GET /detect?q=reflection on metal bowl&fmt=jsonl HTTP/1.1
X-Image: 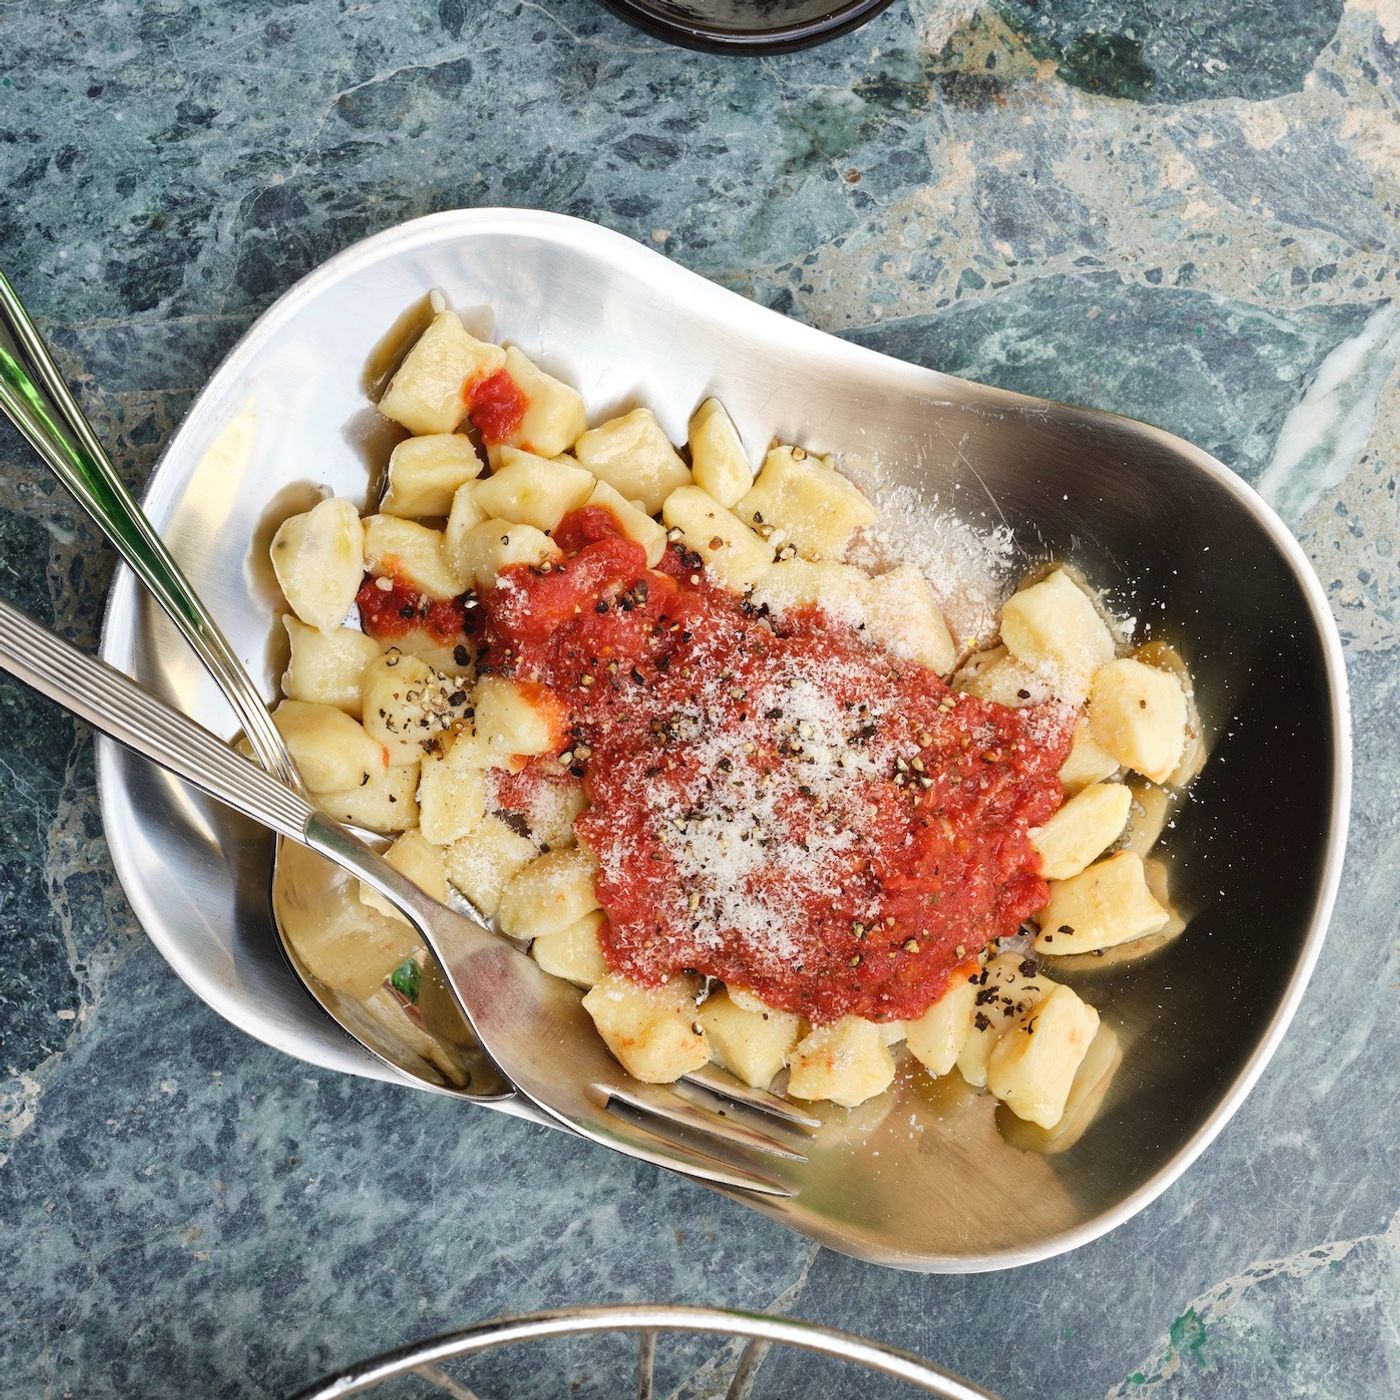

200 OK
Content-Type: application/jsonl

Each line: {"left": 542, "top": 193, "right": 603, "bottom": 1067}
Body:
{"left": 96, "top": 209, "right": 1349, "bottom": 1271}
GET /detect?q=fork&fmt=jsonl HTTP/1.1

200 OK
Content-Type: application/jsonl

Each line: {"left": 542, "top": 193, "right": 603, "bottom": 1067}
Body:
{"left": 0, "top": 551, "right": 814, "bottom": 1198}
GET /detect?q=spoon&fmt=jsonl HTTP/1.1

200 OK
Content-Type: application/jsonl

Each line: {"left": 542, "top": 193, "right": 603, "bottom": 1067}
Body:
{"left": 0, "top": 269, "right": 504, "bottom": 1099}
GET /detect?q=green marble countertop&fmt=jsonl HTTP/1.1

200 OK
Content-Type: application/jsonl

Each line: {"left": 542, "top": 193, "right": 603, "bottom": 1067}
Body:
{"left": 1, "top": 2, "right": 1396, "bottom": 1395}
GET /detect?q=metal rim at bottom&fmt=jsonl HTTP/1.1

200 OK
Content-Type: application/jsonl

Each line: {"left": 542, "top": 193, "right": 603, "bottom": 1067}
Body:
{"left": 289, "top": 1304, "right": 1000, "bottom": 1399}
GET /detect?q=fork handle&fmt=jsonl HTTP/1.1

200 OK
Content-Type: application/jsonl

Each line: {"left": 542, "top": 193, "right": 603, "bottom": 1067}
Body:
{"left": 0, "top": 271, "right": 297, "bottom": 787}
{"left": 0, "top": 595, "right": 481, "bottom": 954}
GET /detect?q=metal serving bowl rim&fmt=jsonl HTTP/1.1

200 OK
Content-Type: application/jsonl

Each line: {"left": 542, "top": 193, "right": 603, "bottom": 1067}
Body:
{"left": 94, "top": 207, "right": 1353, "bottom": 1271}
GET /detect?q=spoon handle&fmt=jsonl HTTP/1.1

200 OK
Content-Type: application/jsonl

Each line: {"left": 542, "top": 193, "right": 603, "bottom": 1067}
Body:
{"left": 0, "top": 271, "right": 297, "bottom": 788}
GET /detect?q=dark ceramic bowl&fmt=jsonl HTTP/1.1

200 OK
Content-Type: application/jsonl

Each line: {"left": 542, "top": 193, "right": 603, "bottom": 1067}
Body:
{"left": 595, "top": 0, "right": 895, "bottom": 54}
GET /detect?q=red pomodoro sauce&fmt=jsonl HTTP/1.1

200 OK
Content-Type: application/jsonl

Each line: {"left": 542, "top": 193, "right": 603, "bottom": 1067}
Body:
{"left": 465, "top": 367, "right": 529, "bottom": 444}
{"left": 356, "top": 573, "right": 473, "bottom": 647}
{"left": 479, "top": 507, "right": 1072, "bottom": 1025}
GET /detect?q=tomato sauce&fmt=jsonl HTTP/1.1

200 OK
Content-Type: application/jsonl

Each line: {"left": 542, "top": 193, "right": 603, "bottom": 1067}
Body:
{"left": 465, "top": 367, "right": 529, "bottom": 443}
{"left": 481, "top": 508, "right": 1074, "bottom": 1024}
{"left": 356, "top": 573, "right": 473, "bottom": 648}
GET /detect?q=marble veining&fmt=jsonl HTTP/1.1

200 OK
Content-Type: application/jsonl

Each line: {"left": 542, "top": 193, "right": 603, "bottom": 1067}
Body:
{"left": 0, "top": 0, "right": 1396, "bottom": 1395}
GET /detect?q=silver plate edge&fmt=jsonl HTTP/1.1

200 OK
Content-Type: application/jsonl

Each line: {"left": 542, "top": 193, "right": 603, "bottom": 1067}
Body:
{"left": 92, "top": 206, "right": 1353, "bottom": 1272}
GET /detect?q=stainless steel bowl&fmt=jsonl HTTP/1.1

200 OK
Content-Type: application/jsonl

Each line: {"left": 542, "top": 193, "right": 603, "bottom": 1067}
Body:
{"left": 96, "top": 208, "right": 1350, "bottom": 1271}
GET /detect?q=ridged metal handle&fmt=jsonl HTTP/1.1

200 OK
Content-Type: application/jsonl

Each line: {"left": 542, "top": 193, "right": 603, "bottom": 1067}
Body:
{"left": 0, "top": 596, "right": 313, "bottom": 839}
{"left": 0, "top": 596, "right": 497, "bottom": 966}
{"left": 0, "top": 270, "right": 296, "bottom": 787}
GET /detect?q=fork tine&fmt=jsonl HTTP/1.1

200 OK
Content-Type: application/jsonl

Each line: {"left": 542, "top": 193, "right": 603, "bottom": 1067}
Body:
{"left": 603, "top": 1083, "right": 809, "bottom": 1162}
{"left": 681, "top": 1063, "right": 822, "bottom": 1130}
{"left": 587, "top": 1096, "right": 795, "bottom": 1197}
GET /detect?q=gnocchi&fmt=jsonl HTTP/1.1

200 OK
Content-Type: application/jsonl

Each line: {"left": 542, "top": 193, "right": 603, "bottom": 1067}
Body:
{"left": 363, "top": 515, "right": 464, "bottom": 600}
{"left": 489, "top": 346, "right": 588, "bottom": 458}
{"left": 697, "top": 988, "right": 801, "bottom": 1090}
{"left": 496, "top": 846, "right": 601, "bottom": 942}
{"left": 736, "top": 446, "right": 877, "bottom": 560}
{"left": 273, "top": 700, "right": 387, "bottom": 794}
{"left": 381, "top": 433, "right": 484, "bottom": 518}
{"left": 574, "top": 407, "right": 692, "bottom": 514}
{"left": 379, "top": 309, "right": 505, "bottom": 435}
{"left": 1034, "top": 850, "right": 1170, "bottom": 955}
{"left": 687, "top": 397, "right": 753, "bottom": 507}
{"left": 281, "top": 616, "right": 380, "bottom": 716}
{"left": 581, "top": 975, "right": 710, "bottom": 1084}
{"left": 266, "top": 302, "right": 1210, "bottom": 1132}
{"left": 661, "top": 484, "right": 772, "bottom": 592}
{"left": 472, "top": 448, "right": 594, "bottom": 532}
{"left": 271, "top": 497, "right": 365, "bottom": 633}
{"left": 787, "top": 1017, "right": 895, "bottom": 1108}
{"left": 1088, "top": 657, "right": 1188, "bottom": 784}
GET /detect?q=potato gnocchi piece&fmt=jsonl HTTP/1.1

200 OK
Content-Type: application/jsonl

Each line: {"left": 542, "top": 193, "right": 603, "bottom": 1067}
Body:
{"left": 584, "top": 479, "right": 668, "bottom": 566}
{"left": 530, "top": 909, "right": 608, "bottom": 988}
{"left": 480, "top": 346, "right": 588, "bottom": 458}
{"left": 360, "top": 652, "right": 472, "bottom": 764}
{"left": 581, "top": 974, "right": 710, "bottom": 1084}
{"left": 377, "top": 625, "right": 472, "bottom": 677}
{"left": 363, "top": 514, "right": 465, "bottom": 600}
{"left": 358, "top": 830, "right": 448, "bottom": 922}
{"left": 662, "top": 485, "right": 772, "bottom": 592}
{"left": 315, "top": 762, "right": 420, "bottom": 833}
{"left": 865, "top": 564, "right": 958, "bottom": 676}
{"left": 1058, "top": 717, "right": 1120, "bottom": 793}
{"left": 736, "top": 446, "right": 876, "bottom": 561}
{"left": 574, "top": 407, "right": 692, "bottom": 515}
{"left": 522, "top": 779, "right": 588, "bottom": 850}
{"left": 496, "top": 845, "right": 600, "bottom": 941}
{"left": 955, "top": 954, "right": 1053, "bottom": 1089}
{"left": 1031, "top": 781, "right": 1132, "bottom": 880}
{"left": 473, "top": 675, "right": 566, "bottom": 759}
{"left": 418, "top": 740, "right": 489, "bottom": 846}
{"left": 379, "top": 309, "right": 505, "bottom": 435}
{"left": 1000, "top": 570, "right": 1115, "bottom": 698}
{"left": 1135, "top": 640, "right": 1205, "bottom": 788}
{"left": 697, "top": 988, "right": 802, "bottom": 1090}
{"left": 687, "top": 398, "right": 753, "bottom": 507}
{"left": 473, "top": 448, "right": 594, "bottom": 532}
{"left": 1034, "top": 850, "right": 1169, "bottom": 955}
{"left": 452, "top": 518, "right": 562, "bottom": 592}
{"left": 271, "top": 497, "right": 365, "bottom": 633}
{"left": 444, "top": 813, "right": 539, "bottom": 919}
{"left": 380, "top": 433, "right": 483, "bottom": 518}
{"left": 787, "top": 1016, "right": 895, "bottom": 1108}
{"left": 953, "top": 646, "right": 1052, "bottom": 708}
{"left": 986, "top": 983, "right": 1101, "bottom": 1129}
{"left": 749, "top": 557, "right": 872, "bottom": 628}
{"left": 1088, "top": 658, "right": 1188, "bottom": 784}
{"left": 443, "top": 480, "right": 489, "bottom": 569}
{"left": 998, "top": 1023, "right": 1123, "bottom": 1154}
{"left": 273, "top": 699, "right": 387, "bottom": 794}
{"left": 281, "top": 616, "right": 380, "bottom": 716}
{"left": 904, "top": 970, "right": 979, "bottom": 1077}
